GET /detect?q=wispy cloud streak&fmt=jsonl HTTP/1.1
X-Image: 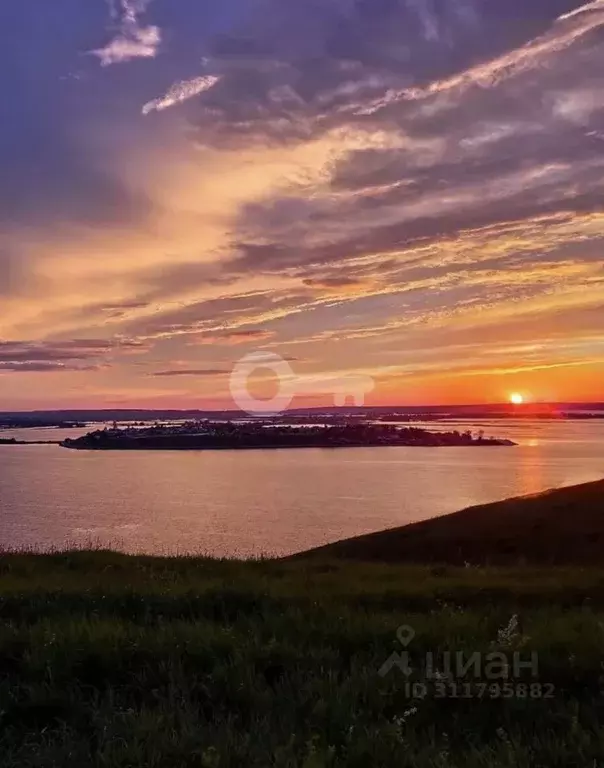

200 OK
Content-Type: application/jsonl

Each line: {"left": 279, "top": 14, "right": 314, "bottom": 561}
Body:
{"left": 142, "top": 75, "right": 221, "bottom": 114}
{"left": 384, "top": 2, "right": 604, "bottom": 106}
{"left": 558, "top": 0, "right": 604, "bottom": 21}
{"left": 3, "top": 0, "right": 604, "bottom": 405}
{"left": 91, "top": 0, "right": 161, "bottom": 66}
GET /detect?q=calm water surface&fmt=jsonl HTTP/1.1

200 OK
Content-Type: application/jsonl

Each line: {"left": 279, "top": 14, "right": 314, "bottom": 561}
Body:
{"left": 0, "top": 420, "right": 602, "bottom": 557}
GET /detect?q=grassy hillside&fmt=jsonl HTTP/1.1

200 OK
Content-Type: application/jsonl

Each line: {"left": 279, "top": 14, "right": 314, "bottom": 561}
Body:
{"left": 1, "top": 550, "right": 604, "bottom": 766}
{"left": 302, "top": 480, "right": 604, "bottom": 566}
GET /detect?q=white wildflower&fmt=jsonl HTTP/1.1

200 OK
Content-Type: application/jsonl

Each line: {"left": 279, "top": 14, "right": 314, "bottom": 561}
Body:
{"left": 496, "top": 615, "right": 519, "bottom": 647}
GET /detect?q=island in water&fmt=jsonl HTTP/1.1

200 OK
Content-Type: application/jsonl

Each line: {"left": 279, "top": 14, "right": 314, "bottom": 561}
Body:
{"left": 61, "top": 421, "right": 516, "bottom": 450}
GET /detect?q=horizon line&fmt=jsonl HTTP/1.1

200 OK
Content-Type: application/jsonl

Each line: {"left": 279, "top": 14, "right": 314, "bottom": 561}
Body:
{"left": 1, "top": 402, "right": 603, "bottom": 416}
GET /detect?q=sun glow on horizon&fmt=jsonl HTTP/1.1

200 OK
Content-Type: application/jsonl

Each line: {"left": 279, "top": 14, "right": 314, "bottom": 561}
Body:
{"left": 509, "top": 393, "right": 525, "bottom": 405}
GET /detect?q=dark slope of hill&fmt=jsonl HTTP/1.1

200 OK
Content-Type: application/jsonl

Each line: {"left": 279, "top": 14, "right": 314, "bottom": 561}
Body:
{"left": 299, "top": 480, "right": 604, "bottom": 566}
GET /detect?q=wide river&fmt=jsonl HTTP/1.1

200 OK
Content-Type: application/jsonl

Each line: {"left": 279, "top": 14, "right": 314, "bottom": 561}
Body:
{"left": 0, "top": 419, "right": 602, "bottom": 557}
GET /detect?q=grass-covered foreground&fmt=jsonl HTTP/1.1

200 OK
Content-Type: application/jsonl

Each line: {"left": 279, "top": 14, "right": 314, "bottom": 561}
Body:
{"left": 1, "top": 551, "right": 604, "bottom": 766}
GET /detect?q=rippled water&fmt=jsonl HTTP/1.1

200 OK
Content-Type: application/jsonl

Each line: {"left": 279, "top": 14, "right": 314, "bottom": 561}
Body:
{"left": 0, "top": 420, "right": 602, "bottom": 557}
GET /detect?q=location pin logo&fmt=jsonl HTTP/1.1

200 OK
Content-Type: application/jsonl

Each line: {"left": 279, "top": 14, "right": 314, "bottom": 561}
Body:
{"left": 397, "top": 625, "right": 416, "bottom": 647}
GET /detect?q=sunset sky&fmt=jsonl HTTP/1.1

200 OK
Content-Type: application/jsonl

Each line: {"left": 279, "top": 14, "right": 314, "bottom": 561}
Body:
{"left": 2, "top": 0, "right": 604, "bottom": 409}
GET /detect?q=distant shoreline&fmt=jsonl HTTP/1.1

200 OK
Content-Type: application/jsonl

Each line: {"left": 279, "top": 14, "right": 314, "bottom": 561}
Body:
{"left": 1, "top": 405, "right": 603, "bottom": 428}
{"left": 60, "top": 440, "right": 515, "bottom": 452}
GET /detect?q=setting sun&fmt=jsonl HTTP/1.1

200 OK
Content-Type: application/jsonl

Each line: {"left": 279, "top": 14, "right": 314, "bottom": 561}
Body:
{"left": 510, "top": 393, "right": 525, "bottom": 405}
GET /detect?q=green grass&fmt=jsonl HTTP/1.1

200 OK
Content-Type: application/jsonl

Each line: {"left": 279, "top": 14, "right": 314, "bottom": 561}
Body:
{"left": 1, "top": 550, "right": 604, "bottom": 766}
